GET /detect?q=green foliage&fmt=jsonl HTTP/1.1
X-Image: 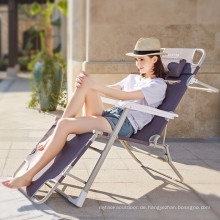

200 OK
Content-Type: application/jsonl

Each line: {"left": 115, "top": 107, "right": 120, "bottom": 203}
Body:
{"left": 18, "top": 4, "right": 37, "bottom": 19}
{"left": 57, "top": 0, "right": 67, "bottom": 16}
{"left": 30, "top": 2, "right": 41, "bottom": 15}
{"left": 0, "top": 58, "right": 8, "bottom": 71}
{"left": 18, "top": 56, "right": 29, "bottom": 71}
{"left": 30, "top": 0, "right": 67, "bottom": 25}
{"left": 28, "top": 52, "right": 67, "bottom": 110}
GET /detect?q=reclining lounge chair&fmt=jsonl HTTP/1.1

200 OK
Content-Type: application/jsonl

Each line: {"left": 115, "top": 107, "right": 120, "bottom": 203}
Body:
{"left": 14, "top": 48, "right": 219, "bottom": 207}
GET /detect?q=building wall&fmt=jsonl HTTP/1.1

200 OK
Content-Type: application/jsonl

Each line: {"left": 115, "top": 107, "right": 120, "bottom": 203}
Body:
{"left": 0, "top": 6, "right": 8, "bottom": 57}
{"left": 68, "top": 0, "right": 220, "bottom": 138}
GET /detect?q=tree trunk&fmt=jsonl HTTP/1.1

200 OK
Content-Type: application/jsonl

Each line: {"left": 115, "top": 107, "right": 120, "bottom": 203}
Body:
{"left": 45, "top": 23, "right": 53, "bottom": 56}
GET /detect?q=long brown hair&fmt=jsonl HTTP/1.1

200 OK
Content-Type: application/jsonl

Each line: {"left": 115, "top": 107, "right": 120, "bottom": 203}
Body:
{"left": 149, "top": 55, "right": 167, "bottom": 79}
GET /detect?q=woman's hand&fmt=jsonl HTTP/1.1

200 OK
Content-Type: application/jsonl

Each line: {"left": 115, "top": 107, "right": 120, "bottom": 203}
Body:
{"left": 75, "top": 72, "right": 86, "bottom": 88}
{"left": 82, "top": 74, "right": 97, "bottom": 90}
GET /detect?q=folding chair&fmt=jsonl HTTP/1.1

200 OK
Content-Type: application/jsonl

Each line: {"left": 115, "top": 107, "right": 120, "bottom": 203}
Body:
{"left": 14, "top": 48, "right": 219, "bottom": 207}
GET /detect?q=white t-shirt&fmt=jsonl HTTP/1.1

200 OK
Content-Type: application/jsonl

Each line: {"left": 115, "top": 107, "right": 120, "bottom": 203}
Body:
{"left": 116, "top": 74, "right": 167, "bottom": 133}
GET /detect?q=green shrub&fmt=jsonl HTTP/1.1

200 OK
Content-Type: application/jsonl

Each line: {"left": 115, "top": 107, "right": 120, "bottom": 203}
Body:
{"left": 0, "top": 58, "right": 8, "bottom": 71}
{"left": 18, "top": 56, "right": 30, "bottom": 71}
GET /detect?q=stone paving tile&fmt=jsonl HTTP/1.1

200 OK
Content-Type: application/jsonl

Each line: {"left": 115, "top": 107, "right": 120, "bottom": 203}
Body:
{"left": 0, "top": 129, "right": 49, "bottom": 139}
{"left": 70, "top": 159, "right": 87, "bottom": 171}
{"left": 0, "top": 128, "right": 35, "bottom": 136}
{"left": 187, "top": 184, "right": 220, "bottom": 217}
{"left": 156, "top": 206, "right": 218, "bottom": 220}
{"left": 115, "top": 144, "right": 199, "bottom": 161}
{"left": 114, "top": 148, "right": 136, "bottom": 159}
{"left": 82, "top": 148, "right": 102, "bottom": 159}
{"left": 147, "top": 164, "right": 220, "bottom": 185}
{"left": 46, "top": 196, "right": 104, "bottom": 220}
{"left": 177, "top": 168, "right": 220, "bottom": 184}
{"left": 169, "top": 148, "right": 200, "bottom": 160}
{"left": 0, "top": 142, "right": 11, "bottom": 149}
{"left": 93, "top": 168, "right": 158, "bottom": 184}
{"left": 203, "top": 200, "right": 220, "bottom": 218}
{"left": 213, "top": 141, "right": 220, "bottom": 145}
{"left": 179, "top": 142, "right": 220, "bottom": 160}
{"left": 202, "top": 159, "right": 220, "bottom": 171}
{"left": 28, "top": 130, "right": 49, "bottom": 138}
{"left": 0, "top": 150, "right": 9, "bottom": 158}
{"left": 7, "top": 149, "right": 32, "bottom": 158}
{"left": 2, "top": 158, "right": 25, "bottom": 176}
{"left": 122, "top": 158, "right": 146, "bottom": 170}
{"left": 189, "top": 183, "right": 220, "bottom": 200}
{"left": 122, "top": 155, "right": 210, "bottom": 172}
{"left": 11, "top": 141, "right": 38, "bottom": 150}
{"left": 84, "top": 158, "right": 128, "bottom": 173}
{"left": 98, "top": 197, "right": 161, "bottom": 220}
{"left": 103, "top": 148, "right": 121, "bottom": 158}
{"left": 61, "top": 170, "right": 89, "bottom": 191}
{"left": 172, "top": 158, "right": 212, "bottom": 170}
{"left": 145, "top": 182, "right": 220, "bottom": 220}
{"left": 89, "top": 181, "right": 163, "bottom": 201}
{"left": 82, "top": 147, "right": 120, "bottom": 159}
{"left": 0, "top": 137, "right": 41, "bottom": 142}
{"left": 0, "top": 158, "right": 6, "bottom": 176}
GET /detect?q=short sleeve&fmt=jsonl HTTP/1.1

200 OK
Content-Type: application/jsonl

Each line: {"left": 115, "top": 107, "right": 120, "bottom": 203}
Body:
{"left": 115, "top": 75, "right": 132, "bottom": 90}
{"left": 141, "top": 79, "right": 167, "bottom": 106}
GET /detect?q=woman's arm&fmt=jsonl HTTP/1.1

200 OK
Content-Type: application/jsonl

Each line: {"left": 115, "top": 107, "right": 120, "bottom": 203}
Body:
{"left": 76, "top": 72, "right": 144, "bottom": 100}
{"left": 81, "top": 74, "right": 144, "bottom": 100}
{"left": 95, "top": 83, "right": 144, "bottom": 100}
{"left": 75, "top": 73, "right": 121, "bottom": 91}
{"left": 107, "top": 84, "right": 122, "bottom": 90}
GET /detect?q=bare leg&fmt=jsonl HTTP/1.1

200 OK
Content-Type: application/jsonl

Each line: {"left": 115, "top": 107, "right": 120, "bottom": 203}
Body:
{"left": 37, "top": 138, "right": 50, "bottom": 151}
{"left": 62, "top": 86, "right": 104, "bottom": 118}
{"left": 37, "top": 87, "right": 103, "bottom": 151}
{"left": 2, "top": 116, "right": 112, "bottom": 189}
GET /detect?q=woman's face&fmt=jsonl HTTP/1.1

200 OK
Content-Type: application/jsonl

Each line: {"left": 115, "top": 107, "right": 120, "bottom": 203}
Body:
{"left": 135, "top": 55, "right": 157, "bottom": 78}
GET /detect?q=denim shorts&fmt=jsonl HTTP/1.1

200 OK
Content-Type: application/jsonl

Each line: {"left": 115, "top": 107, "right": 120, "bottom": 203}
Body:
{"left": 102, "top": 107, "right": 134, "bottom": 137}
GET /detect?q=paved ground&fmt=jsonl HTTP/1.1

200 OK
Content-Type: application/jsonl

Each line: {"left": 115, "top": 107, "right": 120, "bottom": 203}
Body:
{"left": 0, "top": 72, "right": 220, "bottom": 220}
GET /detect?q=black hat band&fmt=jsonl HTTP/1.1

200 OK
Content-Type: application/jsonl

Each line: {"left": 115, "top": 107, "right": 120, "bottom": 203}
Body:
{"left": 133, "top": 50, "right": 160, "bottom": 55}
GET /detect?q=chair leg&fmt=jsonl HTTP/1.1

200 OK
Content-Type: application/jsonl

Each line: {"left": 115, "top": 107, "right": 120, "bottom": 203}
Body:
{"left": 68, "top": 108, "right": 130, "bottom": 207}
{"left": 74, "top": 138, "right": 124, "bottom": 205}
{"left": 163, "top": 144, "right": 184, "bottom": 182}
{"left": 31, "top": 179, "right": 60, "bottom": 204}
{"left": 120, "top": 140, "right": 184, "bottom": 183}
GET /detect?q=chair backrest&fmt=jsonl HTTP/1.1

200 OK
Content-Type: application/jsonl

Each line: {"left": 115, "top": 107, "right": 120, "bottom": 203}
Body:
{"left": 124, "top": 48, "right": 202, "bottom": 145}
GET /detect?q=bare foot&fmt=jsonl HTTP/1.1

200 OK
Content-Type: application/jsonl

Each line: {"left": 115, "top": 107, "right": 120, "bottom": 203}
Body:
{"left": 1, "top": 176, "right": 32, "bottom": 189}
{"left": 37, "top": 137, "right": 50, "bottom": 151}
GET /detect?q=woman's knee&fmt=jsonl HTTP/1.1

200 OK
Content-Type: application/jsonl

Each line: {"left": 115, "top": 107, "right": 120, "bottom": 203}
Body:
{"left": 74, "top": 86, "right": 90, "bottom": 94}
{"left": 56, "top": 118, "right": 71, "bottom": 132}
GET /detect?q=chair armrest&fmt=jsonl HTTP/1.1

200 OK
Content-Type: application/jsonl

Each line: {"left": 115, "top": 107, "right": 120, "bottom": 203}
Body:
{"left": 101, "top": 97, "right": 119, "bottom": 106}
{"left": 101, "top": 97, "right": 178, "bottom": 119}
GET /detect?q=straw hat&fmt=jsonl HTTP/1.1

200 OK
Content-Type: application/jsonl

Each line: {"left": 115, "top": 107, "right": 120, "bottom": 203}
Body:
{"left": 126, "top": 37, "right": 167, "bottom": 57}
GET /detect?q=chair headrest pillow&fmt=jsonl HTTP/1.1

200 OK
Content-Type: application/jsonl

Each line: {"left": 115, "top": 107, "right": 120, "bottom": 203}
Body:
{"left": 162, "top": 58, "right": 186, "bottom": 78}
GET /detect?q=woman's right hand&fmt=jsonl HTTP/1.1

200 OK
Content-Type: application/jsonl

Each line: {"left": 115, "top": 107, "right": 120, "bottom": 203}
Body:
{"left": 75, "top": 72, "right": 87, "bottom": 88}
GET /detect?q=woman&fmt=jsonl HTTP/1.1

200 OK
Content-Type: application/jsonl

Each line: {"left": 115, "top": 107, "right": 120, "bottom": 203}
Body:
{"left": 2, "top": 37, "right": 167, "bottom": 189}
